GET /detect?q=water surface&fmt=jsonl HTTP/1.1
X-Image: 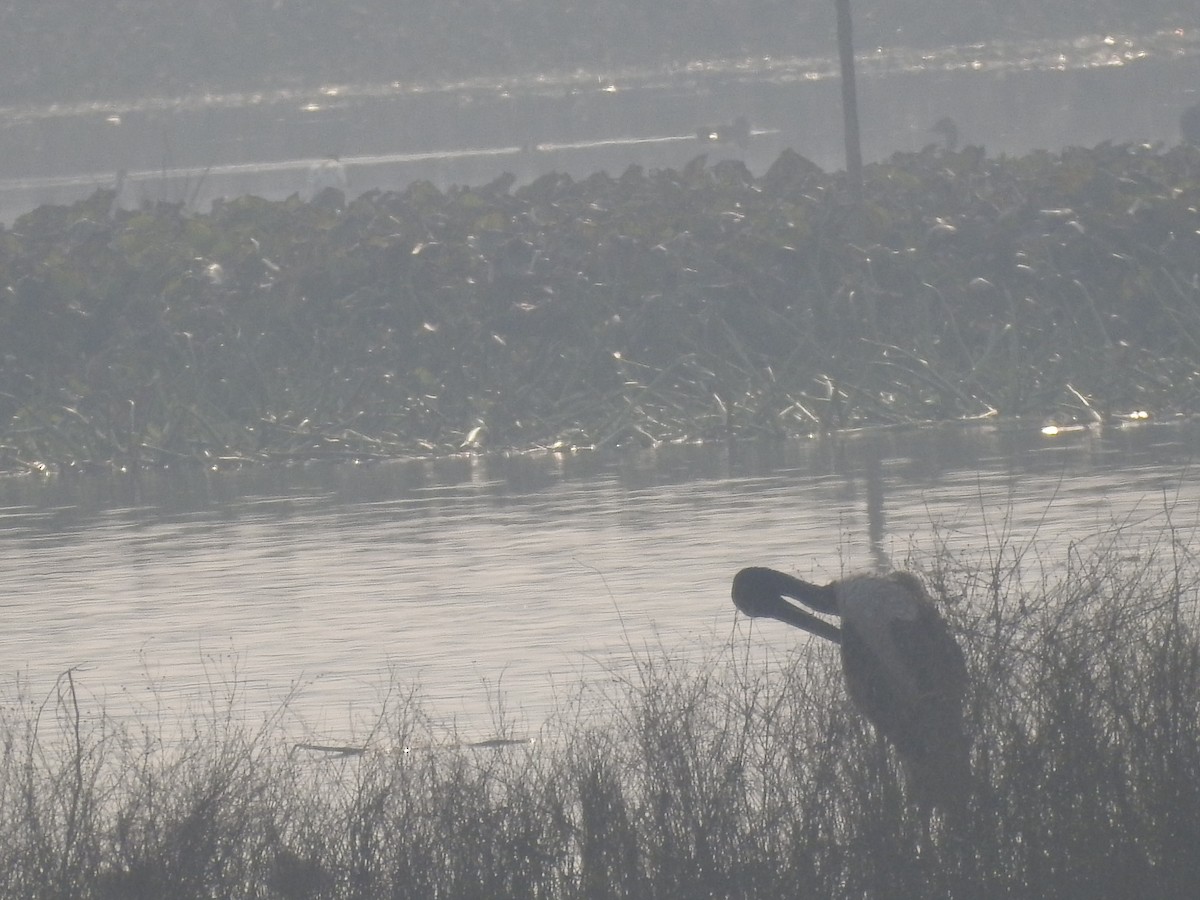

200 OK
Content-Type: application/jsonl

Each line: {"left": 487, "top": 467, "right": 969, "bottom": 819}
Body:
{"left": 2, "top": 28, "right": 1197, "bottom": 221}
{"left": 2, "top": 421, "right": 1196, "bottom": 743}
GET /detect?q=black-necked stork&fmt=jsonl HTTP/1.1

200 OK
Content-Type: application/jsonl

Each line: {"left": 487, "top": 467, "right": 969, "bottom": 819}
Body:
{"left": 732, "top": 566, "right": 971, "bottom": 819}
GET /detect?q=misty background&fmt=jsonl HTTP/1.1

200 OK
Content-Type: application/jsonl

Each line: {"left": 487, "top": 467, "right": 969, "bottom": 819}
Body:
{"left": 0, "top": 1, "right": 1197, "bottom": 218}
{"left": 0, "top": 1, "right": 1191, "bottom": 102}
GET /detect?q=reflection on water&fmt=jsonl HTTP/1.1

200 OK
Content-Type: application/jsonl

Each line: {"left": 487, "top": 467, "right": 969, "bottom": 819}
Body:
{"left": 1, "top": 28, "right": 1198, "bottom": 222}
{"left": 3, "top": 29, "right": 1194, "bottom": 124}
{"left": 1, "top": 420, "right": 1197, "bottom": 740}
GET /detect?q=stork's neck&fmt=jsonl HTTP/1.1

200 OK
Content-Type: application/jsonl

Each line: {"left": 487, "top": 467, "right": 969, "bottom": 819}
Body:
{"left": 774, "top": 573, "right": 839, "bottom": 615}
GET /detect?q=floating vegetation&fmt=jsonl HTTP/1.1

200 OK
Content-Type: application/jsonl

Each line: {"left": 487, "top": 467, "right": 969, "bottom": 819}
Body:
{"left": 2, "top": 141, "right": 1200, "bottom": 473}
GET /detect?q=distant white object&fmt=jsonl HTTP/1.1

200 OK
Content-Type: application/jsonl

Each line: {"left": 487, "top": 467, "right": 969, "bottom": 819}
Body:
{"left": 306, "top": 155, "right": 348, "bottom": 204}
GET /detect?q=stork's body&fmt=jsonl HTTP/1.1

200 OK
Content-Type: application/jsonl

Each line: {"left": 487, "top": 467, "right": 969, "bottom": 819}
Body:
{"left": 732, "top": 567, "right": 971, "bottom": 818}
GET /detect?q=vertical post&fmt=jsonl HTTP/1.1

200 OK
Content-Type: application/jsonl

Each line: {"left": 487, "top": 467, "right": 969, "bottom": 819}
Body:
{"left": 835, "top": 0, "right": 864, "bottom": 206}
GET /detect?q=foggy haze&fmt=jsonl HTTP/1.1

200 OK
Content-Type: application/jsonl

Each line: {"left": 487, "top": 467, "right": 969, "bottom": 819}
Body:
{"left": 0, "top": 1, "right": 1197, "bottom": 219}
{"left": 0, "top": 1, "right": 1191, "bottom": 103}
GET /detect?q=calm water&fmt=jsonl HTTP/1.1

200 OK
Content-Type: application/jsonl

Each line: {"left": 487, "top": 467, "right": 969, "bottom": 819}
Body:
{"left": 1, "top": 421, "right": 1197, "bottom": 743}
{"left": 2, "top": 28, "right": 1198, "bottom": 222}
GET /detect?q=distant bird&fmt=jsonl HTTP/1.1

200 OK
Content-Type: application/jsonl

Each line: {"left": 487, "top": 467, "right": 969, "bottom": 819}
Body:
{"left": 306, "top": 154, "right": 348, "bottom": 207}
{"left": 696, "top": 115, "right": 751, "bottom": 149}
{"left": 732, "top": 567, "right": 972, "bottom": 820}
{"left": 1182, "top": 101, "right": 1200, "bottom": 145}
{"left": 929, "top": 116, "right": 959, "bottom": 152}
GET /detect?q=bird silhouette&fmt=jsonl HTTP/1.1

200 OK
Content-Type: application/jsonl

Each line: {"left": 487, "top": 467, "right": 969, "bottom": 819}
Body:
{"left": 929, "top": 116, "right": 959, "bottom": 152}
{"left": 732, "top": 567, "right": 972, "bottom": 820}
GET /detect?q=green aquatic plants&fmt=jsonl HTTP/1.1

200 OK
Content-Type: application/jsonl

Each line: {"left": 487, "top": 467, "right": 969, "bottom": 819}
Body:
{"left": 3, "top": 141, "right": 1200, "bottom": 472}
{"left": 1, "top": 528, "right": 1199, "bottom": 897}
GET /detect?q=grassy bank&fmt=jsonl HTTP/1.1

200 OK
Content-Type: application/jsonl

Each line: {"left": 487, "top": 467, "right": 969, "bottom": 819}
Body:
{"left": 2, "top": 530, "right": 1199, "bottom": 898}
{"left": 3, "top": 142, "right": 1200, "bottom": 474}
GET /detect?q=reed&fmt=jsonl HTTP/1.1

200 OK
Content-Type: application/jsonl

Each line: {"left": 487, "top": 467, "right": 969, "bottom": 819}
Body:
{"left": 2, "top": 526, "right": 1198, "bottom": 898}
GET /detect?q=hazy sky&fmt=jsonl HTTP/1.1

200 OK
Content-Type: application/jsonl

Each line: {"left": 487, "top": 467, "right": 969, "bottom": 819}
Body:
{"left": 1, "top": 1, "right": 1190, "bottom": 105}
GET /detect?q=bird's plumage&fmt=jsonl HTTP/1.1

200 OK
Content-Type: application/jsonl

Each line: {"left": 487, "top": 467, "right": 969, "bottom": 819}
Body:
{"left": 732, "top": 567, "right": 971, "bottom": 817}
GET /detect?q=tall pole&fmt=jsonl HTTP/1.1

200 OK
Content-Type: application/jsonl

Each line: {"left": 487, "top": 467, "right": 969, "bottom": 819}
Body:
{"left": 835, "top": 0, "right": 863, "bottom": 206}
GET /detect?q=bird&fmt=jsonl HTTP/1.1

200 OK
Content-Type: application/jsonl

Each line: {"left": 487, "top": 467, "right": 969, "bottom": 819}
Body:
{"left": 929, "top": 116, "right": 959, "bottom": 152}
{"left": 731, "top": 566, "right": 972, "bottom": 820}
{"left": 696, "top": 115, "right": 751, "bottom": 149}
{"left": 306, "top": 154, "right": 348, "bottom": 208}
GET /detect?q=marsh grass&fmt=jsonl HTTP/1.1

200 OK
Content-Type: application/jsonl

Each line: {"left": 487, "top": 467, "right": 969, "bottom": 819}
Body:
{"left": 3, "top": 528, "right": 1200, "bottom": 898}
{"left": 6, "top": 143, "right": 1200, "bottom": 471}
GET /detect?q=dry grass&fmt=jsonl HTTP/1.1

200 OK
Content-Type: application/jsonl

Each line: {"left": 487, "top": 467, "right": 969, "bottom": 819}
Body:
{"left": 2, "top": 525, "right": 1198, "bottom": 898}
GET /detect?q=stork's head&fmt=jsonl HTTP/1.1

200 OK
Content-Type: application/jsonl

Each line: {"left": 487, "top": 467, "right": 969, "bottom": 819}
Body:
{"left": 731, "top": 567, "right": 842, "bottom": 642}
{"left": 731, "top": 567, "right": 790, "bottom": 617}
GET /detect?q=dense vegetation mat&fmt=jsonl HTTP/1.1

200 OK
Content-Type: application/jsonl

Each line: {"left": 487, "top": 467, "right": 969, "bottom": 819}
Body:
{"left": 2, "top": 141, "right": 1199, "bottom": 471}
